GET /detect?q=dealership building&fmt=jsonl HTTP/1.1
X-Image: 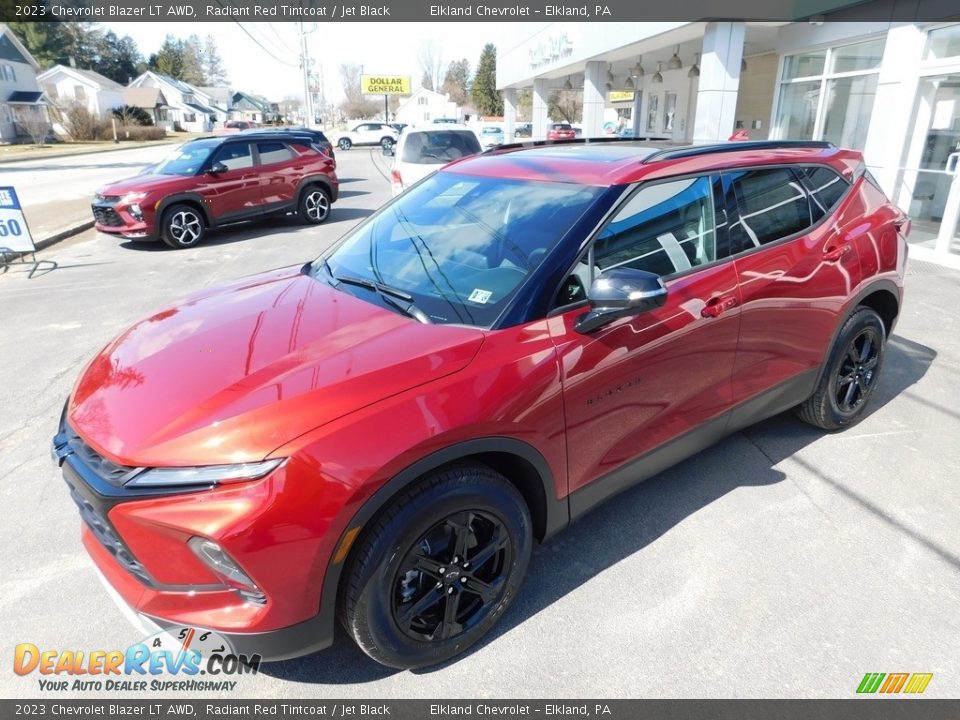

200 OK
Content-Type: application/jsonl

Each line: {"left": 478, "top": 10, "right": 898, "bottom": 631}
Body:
{"left": 496, "top": 17, "right": 960, "bottom": 267}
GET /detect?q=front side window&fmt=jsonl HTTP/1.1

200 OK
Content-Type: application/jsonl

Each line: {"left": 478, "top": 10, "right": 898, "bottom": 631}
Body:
{"left": 728, "top": 168, "right": 810, "bottom": 252}
{"left": 594, "top": 175, "right": 721, "bottom": 278}
{"left": 319, "top": 172, "right": 603, "bottom": 327}
{"left": 212, "top": 143, "right": 253, "bottom": 170}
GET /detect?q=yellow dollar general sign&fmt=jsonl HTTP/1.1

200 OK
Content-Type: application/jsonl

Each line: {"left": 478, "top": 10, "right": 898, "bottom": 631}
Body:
{"left": 361, "top": 75, "right": 411, "bottom": 95}
{"left": 608, "top": 91, "right": 634, "bottom": 102}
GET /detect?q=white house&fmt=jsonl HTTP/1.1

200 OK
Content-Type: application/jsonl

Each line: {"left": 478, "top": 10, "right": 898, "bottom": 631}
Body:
{"left": 0, "top": 23, "right": 48, "bottom": 143}
{"left": 37, "top": 65, "right": 124, "bottom": 118}
{"left": 128, "top": 71, "right": 222, "bottom": 133}
{"left": 394, "top": 87, "right": 459, "bottom": 126}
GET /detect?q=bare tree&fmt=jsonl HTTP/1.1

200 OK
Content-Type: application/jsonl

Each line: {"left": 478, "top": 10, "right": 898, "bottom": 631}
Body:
{"left": 418, "top": 40, "right": 444, "bottom": 92}
{"left": 19, "top": 106, "right": 52, "bottom": 147}
{"left": 548, "top": 90, "right": 583, "bottom": 124}
{"left": 338, "top": 63, "right": 381, "bottom": 120}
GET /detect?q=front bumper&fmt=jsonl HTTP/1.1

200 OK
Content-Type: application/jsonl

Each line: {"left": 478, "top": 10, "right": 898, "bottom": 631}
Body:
{"left": 91, "top": 200, "right": 158, "bottom": 240}
{"left": 53, "top": 422, "right": 342, "bottom": 662}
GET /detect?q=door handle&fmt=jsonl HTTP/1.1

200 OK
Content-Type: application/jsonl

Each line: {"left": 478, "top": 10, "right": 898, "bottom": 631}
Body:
{"left": 823, "top": 243, "right": 852, "bottom": 262}
{"left": 701, "top": 296, "right": 739, "bottom": 318}
{"left": 946, "top": 151, "right": 959, "bottom": 175}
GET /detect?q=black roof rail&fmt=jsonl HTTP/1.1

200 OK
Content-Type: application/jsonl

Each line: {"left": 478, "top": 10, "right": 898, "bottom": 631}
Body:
{"left": 484, "top": 136, "right": 671, "bottom": 155}
{"left": 642, "top": 140, "right": 835, "bottom": 164}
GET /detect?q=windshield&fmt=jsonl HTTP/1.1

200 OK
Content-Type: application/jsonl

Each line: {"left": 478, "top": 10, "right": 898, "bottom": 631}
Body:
{"left": 400, "top": 130, "right": 482, "bottom": 165}
{"left": 153, "top": 142, "right": 217, "bottom": 176}
{"left": 317, "top": 172, "right": 602, "bottom": 327}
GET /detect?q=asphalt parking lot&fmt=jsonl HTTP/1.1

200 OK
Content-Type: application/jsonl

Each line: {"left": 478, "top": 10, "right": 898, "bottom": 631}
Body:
{"left": 1, "top": 147, "right": 958, "bottom": 698}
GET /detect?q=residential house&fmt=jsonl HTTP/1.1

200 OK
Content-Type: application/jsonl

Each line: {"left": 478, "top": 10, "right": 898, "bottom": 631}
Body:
{"left": 129, "top": 71, "right": 221, "bottom": 132}
{"left": 394, "top": 87, "right": 458, "bottom": 126}
{"left": 231, "top": 91, "right": 279, "bottom": 124}
{"left": 0, "top": 23, "right": 48, "bottom": 143}
{"left": 37, "top": 65, "right": 124, "bottom": 118}
{"left": 122, "top": 86, "right": 172, "bottom": 126}
{"left": 199, "top": 86, "right": 233, "bottom": 120}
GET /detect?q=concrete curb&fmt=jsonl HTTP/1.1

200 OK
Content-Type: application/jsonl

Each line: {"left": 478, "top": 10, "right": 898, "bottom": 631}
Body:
{"left": 34, "top": 221, "right": 95, "bottom": 251}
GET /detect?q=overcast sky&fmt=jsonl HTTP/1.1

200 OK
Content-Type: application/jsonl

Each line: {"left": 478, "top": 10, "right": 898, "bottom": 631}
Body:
{"left": 104, "top": 22, "right": 550, "bottom": 102}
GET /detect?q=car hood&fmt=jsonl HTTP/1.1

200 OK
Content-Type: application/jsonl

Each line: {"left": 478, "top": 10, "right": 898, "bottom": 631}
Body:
{"left": 68, "top": 265, "right": 485, "bottom": 466}
{"left": 97, "top": 174, "right": 188, "bottom": 197}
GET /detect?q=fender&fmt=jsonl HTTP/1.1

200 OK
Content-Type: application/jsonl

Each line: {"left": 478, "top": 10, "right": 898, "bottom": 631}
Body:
{"left": 312, "top": 437, "right": 568, "bottom": 643}
{"left": 296, "top": 174, "right": 339, "bottom": 203}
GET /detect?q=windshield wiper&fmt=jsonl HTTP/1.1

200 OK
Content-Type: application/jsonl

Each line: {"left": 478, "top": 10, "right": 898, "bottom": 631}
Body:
{"left": 319, "top": 260, "right": 432, "bottom": 324}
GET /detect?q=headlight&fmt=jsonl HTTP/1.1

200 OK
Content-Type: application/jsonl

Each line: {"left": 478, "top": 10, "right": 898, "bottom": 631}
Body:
{"left": 119, "top": 191, "right": 148, "bottom": 206}
{"left": 126, "top": 459, "right": 284, "bottom": 488}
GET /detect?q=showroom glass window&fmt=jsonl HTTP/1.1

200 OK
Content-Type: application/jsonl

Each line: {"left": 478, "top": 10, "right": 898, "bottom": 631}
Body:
{"left": 773, "top": 37, "right": 885, "bottom": 150}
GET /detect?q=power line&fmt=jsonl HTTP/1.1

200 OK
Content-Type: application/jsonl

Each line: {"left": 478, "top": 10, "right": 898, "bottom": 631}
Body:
{"left": 213, "top": 0, "right": 299, "bottom": 68}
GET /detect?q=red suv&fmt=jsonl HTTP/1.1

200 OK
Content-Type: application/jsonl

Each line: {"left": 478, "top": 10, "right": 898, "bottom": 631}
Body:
{"left": 91, "top": 133, "right": 338, "bottom": 249}
{"left": 55, "top": 140, "right": 907, "bottom": 669}
{"left": 547, "top": 123, "right": 576, "bottom": 140}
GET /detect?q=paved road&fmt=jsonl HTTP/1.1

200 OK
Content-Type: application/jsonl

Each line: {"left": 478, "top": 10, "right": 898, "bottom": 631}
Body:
{"left": 1, "top": 148, "right": 958, "bottom": 699}
{"left": 2, "top": 144, "right": 177, "bottom": 207}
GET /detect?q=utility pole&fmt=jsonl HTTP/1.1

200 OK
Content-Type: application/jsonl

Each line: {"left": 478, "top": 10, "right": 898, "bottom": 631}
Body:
{"left": 299, "top": 22, "right": 315, "bottom": 128}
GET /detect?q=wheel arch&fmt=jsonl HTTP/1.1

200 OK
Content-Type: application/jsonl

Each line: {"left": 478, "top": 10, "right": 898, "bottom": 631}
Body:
{"left": 155, "top": 194, "right": 212, "bottom": 227}
{"left": 315, "top": 437, "right": 568, "bottom": 640}
{"left": 296, "top": 175, "right": 337, "bottom": 204}
{"left": 814, "top": 278, "right": 901, "bottom": 388}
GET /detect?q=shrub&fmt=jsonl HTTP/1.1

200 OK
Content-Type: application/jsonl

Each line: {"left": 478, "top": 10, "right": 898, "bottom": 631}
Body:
{"left": 119, "top": 125, "right": 166, "bottom": 141}
{"left": 63, "top": 101, "right": 111, "bottom": 141}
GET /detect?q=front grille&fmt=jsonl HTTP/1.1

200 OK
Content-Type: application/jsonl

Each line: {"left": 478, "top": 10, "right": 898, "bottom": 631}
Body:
{"left": 67, "top": 480, "right": 153, "bottom": 586}
{"left": 92, "top": 206, "right": 124, "bottom": 227}
{"left": 64, "top": 424, "right": 139, "bottom": 487}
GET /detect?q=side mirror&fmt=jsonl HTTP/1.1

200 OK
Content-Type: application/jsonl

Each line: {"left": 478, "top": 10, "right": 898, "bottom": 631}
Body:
{"left": 382, "top": 144, "right": 395, "bottom": 157}
{"left": 575, "top": 268, "right": 667, "bottom": 334}
{"left": 208, "top": 162, "right": 228, "bottom": 175}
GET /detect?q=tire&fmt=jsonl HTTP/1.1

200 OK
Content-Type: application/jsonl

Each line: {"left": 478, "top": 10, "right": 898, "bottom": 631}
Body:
{"left": 797, "top": 306, "right": 886, "bottom": 431}
{"left": 298, "top": 185, "right": 331, "bottom": 224}
{"left": 160, "top": 204, "right": 205, "bottom": 249}
{"left": 380, "top": 136, "right": 395, "bottom": 150}
{"left": 338, "top": 137, "right": 352, "bottom": 151}
{"left": 340, "top": 463, "right": 532, "bottom": 669}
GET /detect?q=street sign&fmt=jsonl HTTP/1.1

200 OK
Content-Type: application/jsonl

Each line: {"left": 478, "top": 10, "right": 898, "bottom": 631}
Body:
{"left": 361, "top": 75, "right": 411, "bottom": 95}
{"left": 0, "top": 187, "right": 35, "bottom": 253}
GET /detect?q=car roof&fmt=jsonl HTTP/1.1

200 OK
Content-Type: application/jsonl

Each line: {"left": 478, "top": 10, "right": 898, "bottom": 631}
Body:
{"left": 191, "top": 132, "right": 321, "bottom": 145}
{"left": 440, "top": 139, "right": 863, "bottom": 186}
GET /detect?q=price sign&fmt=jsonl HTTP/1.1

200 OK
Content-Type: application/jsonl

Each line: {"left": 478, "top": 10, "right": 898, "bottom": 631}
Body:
{"left": 0, "top": 187, "right": 35, "bottom": 253}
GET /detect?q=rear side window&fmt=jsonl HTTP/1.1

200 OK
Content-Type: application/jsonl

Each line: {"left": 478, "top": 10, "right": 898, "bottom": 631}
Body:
{"left": 401, "top": 131, "right": 482, "bottom": 165}
{"left": 728, "top": 168, "right": 810, "bottom": 251}
{"left": 594, "top": 175, "right": 722, "bottom": 278}
{"left": 798, "top": 166, "right": 850, "bottom": 221}
{"left": 257, "top": 142, "right": 295, "bottom": 165}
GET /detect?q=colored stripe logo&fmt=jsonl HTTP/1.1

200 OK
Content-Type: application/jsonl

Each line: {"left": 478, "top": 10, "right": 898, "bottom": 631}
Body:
{"left": 857, "top": 672, "right": 932, "bottom": 694}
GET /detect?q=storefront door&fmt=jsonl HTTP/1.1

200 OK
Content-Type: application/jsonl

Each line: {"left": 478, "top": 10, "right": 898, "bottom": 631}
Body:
{"left": 895, "top": 74, "right": 960, "bottom": 256}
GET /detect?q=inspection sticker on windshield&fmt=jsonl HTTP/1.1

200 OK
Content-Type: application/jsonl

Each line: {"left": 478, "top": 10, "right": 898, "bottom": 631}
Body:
{"left": 468, "top": 288, "right": 493, "bottom": 304}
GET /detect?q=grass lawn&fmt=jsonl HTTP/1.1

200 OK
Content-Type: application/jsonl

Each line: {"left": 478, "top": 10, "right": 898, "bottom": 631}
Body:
{"left": 0, "top": 132, "right": 205, "bottom": 163}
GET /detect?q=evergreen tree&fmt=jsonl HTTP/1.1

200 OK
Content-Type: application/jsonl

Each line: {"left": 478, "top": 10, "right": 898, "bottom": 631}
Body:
{"left": 95, "top": 32, "right": 143, "bottom": 85}
{"left": 441, "top": 59, "right": 470, "bottom": 105}
{"left": 471, "top": 44, "right": 502, "bottom": 116}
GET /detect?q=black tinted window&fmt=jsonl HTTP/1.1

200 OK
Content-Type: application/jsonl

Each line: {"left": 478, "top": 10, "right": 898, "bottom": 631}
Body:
{"left": 729, "top": 168, "right": 810, "bottom": 251}
{"left": 798, "top": 166, "right": 849, "bottom": 221}
{"left": 212, "top": 143, "right": 253, "bottom": 170}
{"left": 595, "top": 175, "right": 722, "bottom": 278}
{"left": 401, "top": 130, "right": 482, "bottom": 165}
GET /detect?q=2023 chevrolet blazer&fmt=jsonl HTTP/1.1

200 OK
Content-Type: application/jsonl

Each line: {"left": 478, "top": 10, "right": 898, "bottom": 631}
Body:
{"left": 54, "top": 140, "right": 908, "bottom": 668}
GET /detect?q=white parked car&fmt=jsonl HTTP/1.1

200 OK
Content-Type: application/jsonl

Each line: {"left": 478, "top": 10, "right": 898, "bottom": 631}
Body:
{"left": 334, "top": 122, "right": 398, "bottom": 151}
{"left": 384, "top": 125, "right": 483, "bottom": 196}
